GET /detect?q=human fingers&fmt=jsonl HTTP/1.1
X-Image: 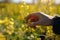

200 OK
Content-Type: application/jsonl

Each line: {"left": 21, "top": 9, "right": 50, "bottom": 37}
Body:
{"left": 24, "top": 14, "right": 32, "bottom": 23}
{"left": 24, "top": 13, "right": 40, "bottom": 23}
{"left": 28, "top": 22, "right": 36, "bottom": 28}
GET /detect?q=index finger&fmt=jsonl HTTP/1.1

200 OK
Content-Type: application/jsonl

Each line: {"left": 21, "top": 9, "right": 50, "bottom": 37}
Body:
{"left": 24, "top": 14, "right": 32, "bottom": 23}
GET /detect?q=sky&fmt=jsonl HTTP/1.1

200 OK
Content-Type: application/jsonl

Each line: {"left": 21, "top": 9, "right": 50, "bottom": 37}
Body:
{"left": 10, "top": 0, "right": 34, "bottom": 3}
{"left": 11, "top": 0, "right": 60, "bottom": 4}
{"left": 0, "top": 0, "right": 60, "bottom": 4}
{"left": 55, "top": 0, "right": 60, "bottom": 4}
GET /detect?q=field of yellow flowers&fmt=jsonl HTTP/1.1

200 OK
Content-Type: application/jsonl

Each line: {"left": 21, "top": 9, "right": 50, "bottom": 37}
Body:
{"left": 0, "top": 1, "right": 60, "bottom": 40}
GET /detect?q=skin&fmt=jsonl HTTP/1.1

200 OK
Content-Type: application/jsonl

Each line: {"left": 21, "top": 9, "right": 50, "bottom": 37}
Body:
{"left": 25, "top": 12, "right": 55, "bottom": 27}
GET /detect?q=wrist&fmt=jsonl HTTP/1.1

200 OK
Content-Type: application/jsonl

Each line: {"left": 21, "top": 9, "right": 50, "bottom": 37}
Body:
{"left": 52, "top": 16, "right": 60, "bottom": 34}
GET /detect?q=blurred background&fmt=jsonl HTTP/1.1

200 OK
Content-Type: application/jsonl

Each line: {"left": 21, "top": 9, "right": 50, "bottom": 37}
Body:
{"left": 0, "top": 0, "right": 60, "bottom": 40}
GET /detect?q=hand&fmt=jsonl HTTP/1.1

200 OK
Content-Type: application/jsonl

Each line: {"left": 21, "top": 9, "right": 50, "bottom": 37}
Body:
{"left": 25, "top": 12, "right": 54, "bottom": 27}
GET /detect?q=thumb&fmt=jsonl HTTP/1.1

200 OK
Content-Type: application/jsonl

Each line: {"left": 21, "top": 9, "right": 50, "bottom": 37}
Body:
{"left": 28, "top": 22, "right": 37, "bottom": 28}
{"left": 28, "top": 22, "right": 37, "bottom": 27}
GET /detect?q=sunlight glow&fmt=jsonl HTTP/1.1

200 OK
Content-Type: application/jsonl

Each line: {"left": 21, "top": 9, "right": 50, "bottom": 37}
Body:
{"left": 23, "top": 0, "right": 33, "bottom": 3}
{"left": 54, "top": 0, "right": 60, "bottom": 4}
{"left": 0, "top": 0, "right": 60, "bottom": 4}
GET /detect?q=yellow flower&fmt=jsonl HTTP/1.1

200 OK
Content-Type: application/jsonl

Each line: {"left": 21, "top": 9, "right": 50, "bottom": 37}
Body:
{"left": 7, "top": 25, "right": 14, "bottom": 30}
{"left": 22, "top": 24, "right": 25, "bottom": 28}
{"left": 0, "top": 33, "right": 6, "bottom": 40}
{"left": 3, "top": 17, "right": 9, "bottom": 24}
{"left": 10, "top": 18, "right": 14, "bottom": 21}
{"left": 0, "top": 20, "right": 4, "bottom": 24}
{"left": 47, "top": 30, "right": 50, "bottom": 33}
{"left": 21, "top": 5, "right": 24, "bottom": 8}
{"left": 26, "top": 5, "right": 29, "bottom": 9}
{"left": 19, "top": 28, "right": 22, "bottom": 31}
{"left": 7, "top": 30, "right": 14, "bottom": 35}
{"left": 9, "top": 21, "right": 14, "bottom": 25}
{"left": 4, "top": 25, "right": 14, "bottom": 35}
{"left": 31, "top": 28, "right": 35, "bottom": 32}
{"left": 30, "top": 34, "right": 34, "bottom": 38}
{"left": 24, "top": 28, "right": 28, "bottom": 32}
{"left": 37, "top": 38, "right": 41, "bottom": 40}
{"left": 36, "top": 26, "right": 40, "bottom": 29}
